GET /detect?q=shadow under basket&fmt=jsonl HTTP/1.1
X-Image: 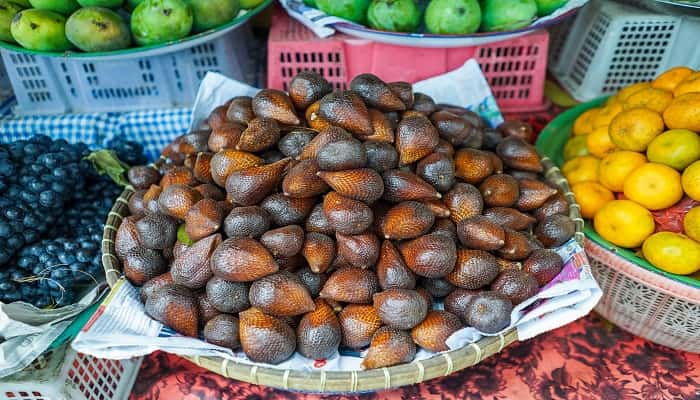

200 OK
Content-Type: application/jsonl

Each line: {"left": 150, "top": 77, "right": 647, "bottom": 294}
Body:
{"left": 101, "top": 157, "right": 583, "bottom": 393}
{"left": 587, "top": 239, "right": 700, "bottom": 353}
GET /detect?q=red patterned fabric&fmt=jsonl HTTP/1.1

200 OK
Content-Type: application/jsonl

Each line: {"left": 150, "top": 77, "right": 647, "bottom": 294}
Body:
{"left": 129, "top": 314, "right": 700, "bottom": 400}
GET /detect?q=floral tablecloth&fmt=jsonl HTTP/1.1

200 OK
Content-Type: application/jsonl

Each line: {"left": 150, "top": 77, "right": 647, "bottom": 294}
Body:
{"left": 129, "top": 313, "right": 700, "bottom": 400}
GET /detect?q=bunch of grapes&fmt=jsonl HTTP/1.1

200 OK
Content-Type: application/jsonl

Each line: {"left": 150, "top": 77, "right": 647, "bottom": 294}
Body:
{"left": 0, "top": 135, "right": 144, "bottom": 307}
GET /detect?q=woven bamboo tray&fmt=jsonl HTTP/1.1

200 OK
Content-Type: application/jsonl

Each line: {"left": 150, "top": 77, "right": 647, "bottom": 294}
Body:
{"left": 537, "top": 99, "right": 700, "bottom": 354}
{"left": 101, "top": 155, "right": 583, "bottom": 392}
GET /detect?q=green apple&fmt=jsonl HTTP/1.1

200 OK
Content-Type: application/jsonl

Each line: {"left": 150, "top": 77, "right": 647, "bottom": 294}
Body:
{"left": 425, "top": 0, "right": 481, "bottom": 34}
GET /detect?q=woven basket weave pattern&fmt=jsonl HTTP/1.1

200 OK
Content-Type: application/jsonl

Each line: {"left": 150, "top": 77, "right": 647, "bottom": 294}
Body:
{"left": 587, "top": 240, "right": 700, "bottom": 353}
{"left": 101, "top": 156, "right": 582, "bottom": 392}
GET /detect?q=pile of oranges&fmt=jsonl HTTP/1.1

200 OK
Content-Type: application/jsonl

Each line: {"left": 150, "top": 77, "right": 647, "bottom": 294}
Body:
{"left": 561, "top": 66, "right": 700, "bottom": 277}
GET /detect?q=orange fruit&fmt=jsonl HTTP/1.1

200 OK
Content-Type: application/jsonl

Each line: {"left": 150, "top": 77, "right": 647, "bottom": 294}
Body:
{"left": 652, "top": 66, "right": 694, "bottom": 92}
{"left": 563, "top": 135, "right": 589, "bottom": 160}
{"left": 562, "top": 155, "right": 600, "bottom": 185}
{"left": 623, "top": 163, "right": 683, "bottom": 210}
{"left": 609, "top": 107, "right": 665, "bottom": 152}
{"left": 594, "top": 200, "right": 655, "bottom": 248}
{"left": 572, "top": 181, "right": 615, "bottom": 219}
{"left": 682, "top": 160, "right": 700, "bottom": 201}
{"left": 642, "top": 232, "right": 700, "bottom": 275}
{"left": 617, "top": 82, "right": 652, "bottom": 102}
{"left": 586, "top": 126, "right": 616, "bottom": 158}
{"left": 623, "top": 87, "right": 673, "bottom": 113}
{"left": 663, "top": 92, "right": 700, "bottom": 132}
{"left": 599, "top": 151, "right": 647, "bottom": 192}
{"left": 573, "top": 108, "right": 599, "bottom": 136}
{"left": 592, "top": 102, "right": 623, "bottom": 128}
{"left": 673, "top": 71, "right": 700, "bottom": 97}
{"left": 683, "top": 206, "right": 700, "bottom": 242}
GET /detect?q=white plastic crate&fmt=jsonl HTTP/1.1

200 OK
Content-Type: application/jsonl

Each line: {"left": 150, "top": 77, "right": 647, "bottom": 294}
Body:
{"left": 0, "top": 344, "right": 141, "bottom": 400}
{"left": 550, "top": 0, "right": 700, "bottom": 101}
{"left": 0, "top": 26, "right": 255, "bottom": 116}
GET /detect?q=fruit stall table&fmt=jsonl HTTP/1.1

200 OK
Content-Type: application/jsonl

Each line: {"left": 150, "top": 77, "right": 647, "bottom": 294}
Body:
{"left": 129, "top": 314, "right": 700, "bottom": 400}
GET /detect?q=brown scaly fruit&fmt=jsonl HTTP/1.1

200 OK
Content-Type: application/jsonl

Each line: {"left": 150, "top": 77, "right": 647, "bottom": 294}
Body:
{"left": 160, "top": 166, "right": 197, "bottom": 189}
{"left": 533, "top": 192, "right": 570, "bottom": 222}
{"left": 197, "top": 293, "right": 221, "bottom": 326}
{"left": 335, "top": 232, "right": 380, "bottom": 269}
{"left": 396, "top": 113, "right": 439, "bottom": 165}
{"left": 316, "top": 139, "right": 367, "bottom": 171}
{"left": 204, "top": 314, "right": 240, "bottom": 350}
{"left": 479, "top": 174, "right": 520, "bottom": 208}
{"left": 382, "top": 170, "right": 441, "bottom": 203}
{"left": 412, "top": 93, "right": 437, "bottom": 115}
{"left": 430, "top": 218, "right": 458, "bottom": 243}
{"left": 373, "top": 289, "right": 428, "bottom": 330}
{"left": 194, "top": 184, "right": 225, "bottom": 201}
{"left": 142, "top": 185, "right": 162, "bottom": 213}
{"left": 350, "top": 73, "right": 406, "bottom": 112}
{"left": 305, "top": 203, "right": 335, "bottom": 235}
{"left": 185, "top": 199, "right": 224, "bottom": 242}
{"left": 206, "top": 276, "right": 250, "bottom": 313}
{"left": 128, "top": 166, "right": 161, "bottom": 190}
{"left": 317, "top": 168, "right": 384, "bottom": 204}
{"left": 338, "top": 304, "right": 382, "bottom": 349}
{"left": 116, "top": 216, "right": 141, "bottom": 260}
{"left": 322, "top": 191, "right": 374, "bottom": 235}
{"left": 416, "top": 152, "right": 456, "bottom": 193}
{"left": 454, "top": 148, "right": 494, "bottom": 185}
{"left": 515, "top": 179, "right": 558, "bottom": 211}
{"left": 411, "top": 310, "right": 462, "bottom": 352}
{"left": 260, "top": 225, "right": 305, "bottom": 258}
{"left": 482, "top": 207, "right": 536, "bottom": 231}
{"left": 422, "top": 199, "right": 451, "bottom": 219}
{"left": 491, "top": 269, "right": 539, "bottom": 305}
{"left": 252, "top": 89, "right": 300, "bottom": 125}
{"left": 278, "top": 129, "right": 316, "bottom": 160}
{"left": 376, "top": 240, "right": 416, "bottom": 290}
{"left": 362, "top": 109, "right": 395, "bottom": 143}
{"left": 296, "top": 298, "right": 342, "bottom": 360}
{"left": 208, "top": 122, "right": 243, "bottom": 152}
{"left": 210, "top": 149, "right": 263, "bottom": 187}
{"left": 289, "top": 71, "right": 333, "bottom": 110}
{"left": 239, "top": 307, "right": 296, "bottom": 364}
{"left": 319, "top": 91, "right": 373, "bottom": 136}
{"left": 170, "top": 234, "right": 222, "bottom": 289}
{"left": 482, "top": 128, "right": 504, "bottom": 151}
{"left": 237, "top": 118, "right": 281, "bottom": 153}
{"left": 497, "top": 229, "right": 533, "bottom": 261}
{"left": 446, "top": 249, "right": 500, "bottom": 290}
{"left": 444, "top": 288, "right": 481, "bottom": 322}
{"left": 123, "top": 246, "right": 167, "bottom": 286}
{"left": 535, "top": 214, "right": 576, "bottom": 248}
{"left": 136, "top": 213, "right": 178, "bottom": 250}
{"left": 295, "top": 266, "right": 329, "bottom": 297}
{"left": 225, "top": 158, "right": 292, "bottom": 206}
{"left": 145, "top": 285, "right": 199, "bottom": 337}
{"left": 419, "top": 277, "right": 455, "bottom": 298}
{"left": 399, "top": 233, "right": 457, "bottom": 278}
{"left": 434, "top": 138, "right": 455, "bottom": 158}
{"left": 157, "top": 184, "right": 202, "bottom": 220}
{"left": 128, "top": 190, "right": 147, "bottom": 218}
{"left": 444, "top": 183, "right": 483, "bottom": 224}
{"left": 210, "top": 237, "right": 279, "bottom": 282}
{"left": 464, "top": 291, "right": 513, "bottom": 334}
{"left": 498, "top": 120, "right": 534, "bottom": 143}
{"left": 523, "top": 249, "right": 564, "bottom": 286}
{"left": 388, "top": 81, "right": 414, "bottom": 108}
{"left": 223, "top": 206, "right": 271, "bottom": 239}
{"left": 320, "top": 267, "right": 379, "bottom": 304}
{"left": 139, "top": 272, "right": 174, "bottom": 303}
{"left": 361, "top": 327, "right": 416, "bottom": 369}
{"left": 260, "top": 194, "right": 317, "bottom": 227}
{"left": 364, "top": 141, "right": 399, "bottom": 173}
{"left": 226, "top": 96, "right": 255, "bottom": 125}
{"left": 456, "top": 216, "right": 506, "bottom": 251}
{"left": 496, "top": 137, "right": 543, "bottom": 173}
{"left": 381, "top": 201, "right": 435, "bottom": 240}
{"left": 301, "top": 232, "right": 336, "bottom": 274}
{"left": 249, "top": 272, "right": 316, "bottom": 317}
{"left": 193, "top": 152, "right": 214, "bottom": 184}
{"left": 305, "top": 100, "right": 332, "bottom": 131}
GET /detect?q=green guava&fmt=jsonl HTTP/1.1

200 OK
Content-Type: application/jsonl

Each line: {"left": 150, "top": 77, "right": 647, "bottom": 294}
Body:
{"left": 66, "top": 6, "right": 130, "bottom": 51}
{"left": 184, "top": 0, "right": 240, "bottom": 32}
{"left": 367, "top": 0, "right": 421, "bottom": 33}
{"left": 534, "top": 0, "right": 567, "bottom": 16}
{"left": 77, "top": 0, "right": 124, "bottom": 8}
{"left": 28, "top": 0, "right": 80, "bottom": 15}
{"left": 315, "top": 0, "right": 370, "bottom": 24}
{"left": 130, "top": 0, "right": 193, "bottom": 46}
{"left": 10, "top": 8, "right": 73, "bottom": 51}
{"left": 0, "top": 1, "right": 24, "bottom": 42}
{"left": 424, "top": 0, "right": 481, "bottom": 35}
{"left": 480, "top": 0, "right": 537, "bottom": 32}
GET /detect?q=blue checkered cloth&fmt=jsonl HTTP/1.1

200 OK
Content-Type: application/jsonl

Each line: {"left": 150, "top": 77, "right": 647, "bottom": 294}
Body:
{"left": 0, "top": 97, "right": 191, "bottom": 161}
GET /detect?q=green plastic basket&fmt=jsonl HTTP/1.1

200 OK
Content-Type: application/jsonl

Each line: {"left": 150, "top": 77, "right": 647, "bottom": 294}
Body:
{"left": 536, "top": 98, "right": 700, "bottom": 290}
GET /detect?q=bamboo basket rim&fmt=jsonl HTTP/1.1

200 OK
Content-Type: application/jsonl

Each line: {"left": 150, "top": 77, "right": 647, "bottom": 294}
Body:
{"left": 585, "top": 239, "right": 700, "bottom": 305}
{"left": 100, "top": 155, "right": 584, "bottom": 392}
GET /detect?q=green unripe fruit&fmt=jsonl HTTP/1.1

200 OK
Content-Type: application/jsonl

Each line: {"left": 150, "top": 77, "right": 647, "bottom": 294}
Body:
{"left": 480, "top": 0, "right": 537, "bottom": 32}
{"left": 239, "top": 0, "right": 264, "bottom": 9}
{"left": 367, "top": 0, "right": 421, "bottom": 33}
{"left": 77, "top": 0, "right": 124, "bottom": 8}
{"left": 66, "top": 6, "right": 130, "bottom": 51}
{"left": 425, "top": 0, "right": 481, "bottom": 35}
{"left": 10, "top": 8, "right": 73, "bottom": 51}
{"left": 0, "top": 1, "right": 24, "bottom": 42}
{"left": 315, "top": 0, "right": 370, "bottom": 24}
{"left": 29, "top": 0, "right": 80, "bottom": 15}
{"left": 130, "top": 0, "right": 193, "bottom": 46}
{"left": 534, "top": 0, "right": 567, "bottom": 16}
{"left": 184, "top": 0, "right": 240, "bottom": 33}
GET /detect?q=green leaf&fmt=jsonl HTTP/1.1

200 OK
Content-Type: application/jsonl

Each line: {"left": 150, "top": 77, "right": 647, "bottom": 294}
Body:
{"left": 86, "top": 149, "right": 130, "bottom": 187}
{"left": 178, "top": 224, "right": 194, "bottom": 246}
